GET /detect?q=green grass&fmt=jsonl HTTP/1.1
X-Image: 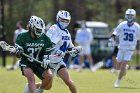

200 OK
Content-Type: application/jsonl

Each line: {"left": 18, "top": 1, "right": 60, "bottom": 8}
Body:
{"left": 0, "top": 56, "right": 140, "bottom": 93}
{"left": 0, "top": 67, "right": 140, "bottom": 93}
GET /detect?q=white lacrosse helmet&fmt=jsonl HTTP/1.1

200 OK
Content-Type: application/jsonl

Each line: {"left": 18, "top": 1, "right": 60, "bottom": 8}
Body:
{"left": 56, "top": 10, "right": 71, "bottom": 29}
{"left": 28, "top": 16, "right": 45, "bottom": 38}
{"left": 125, "top": 9, "right": 136, "bottom": 22}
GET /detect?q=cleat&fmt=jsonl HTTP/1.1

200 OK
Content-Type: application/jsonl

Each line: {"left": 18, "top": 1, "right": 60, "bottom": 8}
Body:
{"left": 114, "top": 79, "right": 120, "bottom": 88}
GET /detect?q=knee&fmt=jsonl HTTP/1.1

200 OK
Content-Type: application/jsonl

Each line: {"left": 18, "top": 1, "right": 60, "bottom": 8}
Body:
{"left": 44, "top": 74, "right": 53, "bottom": 82}
{"left": 41, "top": 76, "right": 53, "bottom": 90}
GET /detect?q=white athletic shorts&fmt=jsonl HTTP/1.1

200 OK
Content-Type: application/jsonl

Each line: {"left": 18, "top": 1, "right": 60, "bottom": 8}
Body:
{"left": 116, "top": 49, "right": 134, "bottom": 62}
{"left": 49, "top": 61, "right": 66, "bottom": 76}
{"left": 80, "top": 45, "right": 91, "bottom": 55}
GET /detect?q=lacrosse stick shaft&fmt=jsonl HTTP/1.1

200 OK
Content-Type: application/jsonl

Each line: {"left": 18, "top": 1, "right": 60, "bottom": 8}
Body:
{"left": 64, "top": 50, "right": 76, "bottom": 54}
{"left": 22, "top": 53, "right": 42, "bottom": 64}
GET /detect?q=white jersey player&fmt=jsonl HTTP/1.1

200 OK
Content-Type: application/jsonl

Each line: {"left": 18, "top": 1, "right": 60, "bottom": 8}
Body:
{"left": 47, "top": 24, "right": 74, "bottom": 52}
{"left": 110, "top": 9, "right": 140, "bottom": 88}
{"left": 75, "top": 22, "right": 94, "bottom": 72}
{"left": 46, "top": 10, "right": 82, "bottom": 93}
{"left": 75, "top": 27, "right": 93, "bottom": 54}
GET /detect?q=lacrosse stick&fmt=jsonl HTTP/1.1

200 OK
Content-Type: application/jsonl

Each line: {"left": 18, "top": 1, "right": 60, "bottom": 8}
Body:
{"left": 0, "top": 41, "right": 76, "bottom": 64}
{"left": 0, "top": 41, "right": 42, "bottom": 64}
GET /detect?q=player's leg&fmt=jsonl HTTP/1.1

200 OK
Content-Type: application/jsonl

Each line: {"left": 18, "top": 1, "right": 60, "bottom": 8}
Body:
{"left": 87, "top": 54, "right": 94, "bottom": 71}
{"left": 23, "top": 67, "right": 36, "bottom": 93}
{"left": 34, "top": 67, "right": 53, "bottom": 93}
{"left": 77, "top": 45, "right": 85, "bottom": 72}
{"left": 114, "top": 50, "right": 133, "bottom": 88}
{"left": 58, "top": 67, "right": 77, "bottom": 93}
{"left": 118, "top": 61, "right": 128, "bottom": 79}
{"left": 77, "top": 54, "right": 84, "bottom": 72}
{"left": 114, "top": 49, "right": 123, "bottom": 88}
{"left": 111, "top": 46, "right": 118, "bottom": 73}
{"left": 114, "top": 61, "right": 127, "bottom": 88}
{"left": 85, "top": 45, "right": 94, "bottom": 71}
{"left": 40, "top": 69, "right": 53, "bottom": 90}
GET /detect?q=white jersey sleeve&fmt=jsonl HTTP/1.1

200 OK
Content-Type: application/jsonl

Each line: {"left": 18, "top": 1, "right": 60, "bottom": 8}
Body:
{"left": 113, "top": 24, "right": 122, "bottom": 36}
{"left": 46, "top": 25, "right": 61, "bottom": 44}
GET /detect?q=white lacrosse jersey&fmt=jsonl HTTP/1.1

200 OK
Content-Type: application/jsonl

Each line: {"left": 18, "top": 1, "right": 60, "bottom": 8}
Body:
{"left": 113, "top": 21, "right": 140, "bottom": 50}
{"left": 75, "top": 28, "right": 93, "bottom": 46}
{"left": 46, "top": 24, "right": 74, "bottom": 52}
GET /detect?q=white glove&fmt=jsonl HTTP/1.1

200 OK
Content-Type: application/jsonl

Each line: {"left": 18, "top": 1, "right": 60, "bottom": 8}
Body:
{"left": 41, "top": 55, "right": 50, "bottom": 69}
{"left": 69, "top": 46, "right": 82, "bottom": 57}
{"left": 108, "top": 39, "right": 115, "bottom": 47}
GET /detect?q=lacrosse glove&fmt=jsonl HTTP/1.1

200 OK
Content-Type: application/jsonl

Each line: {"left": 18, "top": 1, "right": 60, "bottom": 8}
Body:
{"left": 52, "top": 49, "right": 65, "bottom": 58}
{"left": 15, "top": 46, "right": 24, "bottom": 58}
{"left": 41, "top": 55, "right": 50, "bottom": 69}
{"left": 69, "top": 46, "right": 82, "bottom": 57}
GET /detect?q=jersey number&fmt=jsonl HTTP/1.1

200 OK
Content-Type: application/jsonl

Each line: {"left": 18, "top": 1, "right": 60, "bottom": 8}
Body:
{"left": 60, "top": 41, "right": 67, "bottom": 52}
{"left": 123, "top": 33, "right": 133, "bottom": 41}
{"left": 27, "top": 47, "right": 42, "bottom": 62}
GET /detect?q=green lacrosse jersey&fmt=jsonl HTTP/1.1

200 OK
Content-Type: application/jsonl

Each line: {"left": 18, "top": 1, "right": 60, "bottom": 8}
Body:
{"left": 16, "top": 31, "right": 54, "bottom": 66}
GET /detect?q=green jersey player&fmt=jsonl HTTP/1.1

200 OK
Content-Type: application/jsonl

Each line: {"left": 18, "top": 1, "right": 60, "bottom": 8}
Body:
{"left": 15, "top": 16, "right": 63, "bottom": 93}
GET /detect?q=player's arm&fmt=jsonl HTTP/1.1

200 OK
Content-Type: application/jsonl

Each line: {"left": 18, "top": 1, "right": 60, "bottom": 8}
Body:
{"left": 108, "top": 24, "right": 121, "bottom": 47}
{"left": 68, "top": 35, "right": 82, "bottom": 57}
{"left": 46, "top": 26, "right": 61, "bottom": 45}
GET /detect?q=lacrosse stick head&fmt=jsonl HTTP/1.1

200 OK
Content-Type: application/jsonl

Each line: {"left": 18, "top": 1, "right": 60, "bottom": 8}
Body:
{"left": 0, "top": 41, "right": 16, "bottom": 53}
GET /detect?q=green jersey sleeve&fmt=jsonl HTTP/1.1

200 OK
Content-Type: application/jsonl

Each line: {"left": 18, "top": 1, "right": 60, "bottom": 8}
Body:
{"left": 15, "top": 33, "right": 24, "bottom": 47}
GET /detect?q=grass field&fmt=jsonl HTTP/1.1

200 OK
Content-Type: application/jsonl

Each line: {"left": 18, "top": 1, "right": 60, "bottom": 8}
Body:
{"left": 0, "top": 56, "right": 140, "bottom": 93}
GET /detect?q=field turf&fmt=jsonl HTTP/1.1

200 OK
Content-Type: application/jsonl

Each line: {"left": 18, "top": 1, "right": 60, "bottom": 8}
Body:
{"left": 0, "top": 56, "right": 140, "bottom": 93}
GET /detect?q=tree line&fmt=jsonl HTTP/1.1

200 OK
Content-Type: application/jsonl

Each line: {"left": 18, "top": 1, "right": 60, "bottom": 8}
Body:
{"left": 1, "top": 0, "right": 140, "bottom": 44}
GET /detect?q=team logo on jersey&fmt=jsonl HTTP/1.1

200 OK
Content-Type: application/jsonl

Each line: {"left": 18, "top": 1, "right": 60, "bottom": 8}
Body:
{"left": 26, "top": 43, "right": 44, "bottom": 47}
{"left": 62, "top": 36, "right": 70, "bottom": 40}
{"left": 123, "top": 28, "right": 135, "bottom": 33}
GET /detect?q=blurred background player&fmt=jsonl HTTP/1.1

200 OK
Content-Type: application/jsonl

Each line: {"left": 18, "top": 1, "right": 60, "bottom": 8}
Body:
{"left": 110, "top": 19, "right": 123, "bottom": 73}
{"left": 46, "top": 10, "right": 82, "bottom": 93}
{"left": 109, "top": 9, "right": 140, "bottom": 88}
{"left": 75, "top": 21, "right": 94, "bottom": 72}
{"left": 7, "top": 20, "right": 26, "bottom": 70}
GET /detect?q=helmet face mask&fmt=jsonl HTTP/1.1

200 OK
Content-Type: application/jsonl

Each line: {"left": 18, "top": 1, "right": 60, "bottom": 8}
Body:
{"left": 33, "top": 26, "right": 43, "bottom": 38}
{"left": 28, "top": 16, "right": 45, "bottom": 38}
{"left": 56, "top": 10, "right": 71, "bottom": 29}
{"left": 125, "top": 9, "right": 136, "bottom": 23}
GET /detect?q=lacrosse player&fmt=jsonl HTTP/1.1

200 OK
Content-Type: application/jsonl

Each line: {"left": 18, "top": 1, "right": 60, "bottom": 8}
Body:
{"left": 75, "top": 21, "right": 94, "bottom": 72}
{"left": 109, "top": 9, "right": 140, "bottom": 88}
{"left": 8, "top": 21, "right": 26, "bottom": 70}
{"left": 46, "top": 10, "right": 82, "bottom": 93}
{"left": 15, "top": 16, "right": 64, "bottom": 93}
